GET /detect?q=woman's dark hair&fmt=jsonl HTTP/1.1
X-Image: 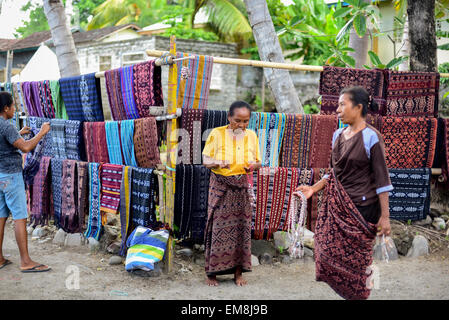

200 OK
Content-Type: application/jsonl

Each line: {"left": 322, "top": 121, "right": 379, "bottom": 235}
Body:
{"left": 229, "top": 100, "right": 252, "bottom": 117}
{"left": 0, "top": 92, "right": 13, "bottom": 113}
{"left": 340, "top": 86, "right": 378, "bottom": 117}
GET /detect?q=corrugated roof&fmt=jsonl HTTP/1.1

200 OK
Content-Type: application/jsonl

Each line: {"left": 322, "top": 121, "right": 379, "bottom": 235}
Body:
{"left": 1, "top": 24, "right": 141, "bottom": 51}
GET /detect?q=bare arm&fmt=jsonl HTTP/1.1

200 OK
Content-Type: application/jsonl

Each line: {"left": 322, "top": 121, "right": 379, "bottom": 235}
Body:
{"left": 376, "top": 192, "right": 391, "bottom": 236}
{"left": 295, "top": 177, "right": 329, "bottom": 199}
{"left": 203, "top": 155, "right": 229, "bottom": 170}
{"left": 13, "top": 122, "right": 50, "bottom": 153}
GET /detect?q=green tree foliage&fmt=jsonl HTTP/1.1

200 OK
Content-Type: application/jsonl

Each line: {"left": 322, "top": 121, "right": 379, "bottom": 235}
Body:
{"left": 14, "top": 0, "right": 104, "bottom": 38}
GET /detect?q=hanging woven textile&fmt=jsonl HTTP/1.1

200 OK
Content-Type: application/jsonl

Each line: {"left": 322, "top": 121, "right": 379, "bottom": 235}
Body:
{"left": 31, "top": 82, "right": 45, "bottom": 118}
{"left": 255, "top": 112, "right": 286, "bottom": 167}
{"left": 120, "top": 119, "right": 138, "bottom": 167}
{"left": 84, "top": 162, "right": 102, "bottom": 240}
{"left": 105, "top": 68, "right": 127, "bottom": 121}
{"left": 314, "top": 170, "right": 377, "bottom": 300}
{"left": 49, "top": 80, "right": 69, "bottom": 120}
{"left": 76, "top": 161, "right": 89, "bottom": 233}
{"left": 50, "top": 119, "right": 67, "bottom": 159}
{"left": 22, "top": 123, "right": 45, "bottom": 186}
{"left": 176, "top": 52, "right": 213, "bottom": 109}
{"left": 280, "top": 114, "right": 295, "bottom": 167}
{"left": 365, "top": 113, "right": 383, "bottom": 132}
{"left": 29, "top": 156, "right": 52, "bottom": 227}
{"left": 309, "top": 115, "right": 338, "bottom": 168}
{"left": 99, "top": 77, "right": 113, "bottom": 121}
{"left": 51, "top": 158, "right": 64, "bottom": 229}
{"left": 309, "top": 168, "right": 331, "bottom": 233}
{"left": 60, "top": 73, "right": 104, "bottom": 122}
{"left": 105, "top": 121, "right": 124, "bottom": 165}
{"left": 319, "top": 66, "right": 388, "bottom": 115}
{"left": 60, "top": 160, "right": 77, "bottom": 233}
{"left": 191, "top": 165, "right": 210, "bottom": 244}
{"left": 381, "top": 116, "right": 437, "bottom": 168}
{"left": 13, "top": 82, "right": 26, "bottom": 115}
{"left": 100, "top": 163, "right": 124, "bottom": 214}
{"left": 119, "top": 166, "right": 132, "bottom": 256}
{"left": 65, "top": 120, "right": 84, "bottom": 160}
{"left": 133, "top": 117, "right": 161, "bottom": 168}
{"left": 388, "top": 168, "right": 431, "bottom": 221}
{"left": 130, "top": 167, "right": 156, "bottom": 227}
{"left": 252, "top": 167, "right": 303, "bottom": 240}
{"left": 120, "top": 65, "right": 140, "bottom": 119}
{"left": 38, "top": 81, "right": 55, "bottom": 119}
{"left": 84, "top": 121, "right": 110, "bottom": 164}
{"left": 21, "top": 82, "right": 37, "bottom": 116}
{"left": 201, "top": 110, "right": 229, "bottom": 153}
{"left": 385, "top": 71, "right": 439, "bottom": 117}
{"left": 133, "top": 59, "right": 164, "bottom": 118}
{"left": 179, "top": 109, "right": 205, "bottom": 164}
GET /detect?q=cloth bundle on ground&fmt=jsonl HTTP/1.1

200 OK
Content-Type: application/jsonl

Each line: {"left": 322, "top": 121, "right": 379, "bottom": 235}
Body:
{"left": 60, "top": 160, "right": 89, "bottom": 233}
{"left": 176, "top": 52, "right": 213, "bottom": 109}
{"left": 119, "top": 167, "right": 157, "bottom": 256}
{"left": 133, "top": 117, "right": 161, "bottom": 167}
{"left": 83, "top": 121, "right": 110, "bottom": 163}
{"left": 314, "top": 170, "right": 377, "bottom": 300}
{"left": 29, "top": 156, "right": 52, "bottom": 227}
{"left": 319, "top": 66, "right": 388, "bottom": 115}
{"left": 385, "top": 70, "right": 440, "bottom": 117}
{"left": 100, "top": 163, "right": 124, "bottom": 214}
{"left": 204, "top": 172, "right": 252, "bottom": 276}
{"left": 381, "top": 116, "right": 437, "bottom": 168}
{"left": 388, "top": 168, "right": 431, "bottom": 221}
{"left": 125, "top": 226, "right": 169, "bottom": 272}
{"left": 84, "top": 162, "right": 103, "bottom": 240}
{"left": 174, "top": 165, "right": 210, "bottom": 243}
{"left": 59, "top": 73, "right": 104, "bottom": 122}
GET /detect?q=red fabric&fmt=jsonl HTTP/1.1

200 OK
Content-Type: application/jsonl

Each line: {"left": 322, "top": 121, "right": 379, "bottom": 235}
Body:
{"left": 314, "top": 170, "right": 377, "bottom": 300}
{"left": 309, "top": 115, "right": 337, "bottom": 168}
{"left": 133, "top": 60, "right": 164, "bottom": 118}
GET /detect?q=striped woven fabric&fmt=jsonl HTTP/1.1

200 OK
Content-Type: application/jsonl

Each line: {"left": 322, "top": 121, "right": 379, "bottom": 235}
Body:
{"left": 23, "top": 122, "right": 45, "bottom": 186}
{"left": 105, "top": 68, "right": 127, "bottom": 120}
{"left": 180, "top": 109, "right": 205, "bottom": 164}
{"left": 133, "top": 117, "right": 161, "bottom": 168}
{"left": 21, "top": 82, "right": 36, "bottom": 116}
{"left": 388, "top": 168, "right": 431, "bottom": 221}
{"left": 252, "top": 112, "right": 286, "bottom": 167}
{"left": 30, "top": 156, "right": 52, "bottom": 227}
{"left": 39, "top": 81, "right": 55, "bottom": 119}
{"left": 51, "top": 158, "right": 64, "bottom": 229}
{"left": 100, "top": 163, "right": 124, "bottom": 214}
{"left": 125, "top": 226, "right": 169, "bottom": 272}
{"left": 105, "top": 121, "right": 124, "bottom": 165}
{"left": 176, "top": 52, "right": 213, "bottom": 109}
{"left": 76, "top": 161, "right": 89, "bottom": 233}
{"left": 50, "top": 119, "right": 67, "bottom": 159}
{"left": 133, "top": 59, "right": 164, "bottom": 118}
{"left": 309, "top": 114, "right": 338, "bottom": 168}
{"left": 60, "top": 160, "right": 77, "bottom": 233}
{"left": 251, "top": 167, "right": 307, "bottom": 240}
{"left": 119, "top": 166, "right": 132, "bottom": 256}
{"left": 84, "top": 162, "right": 102, "bottom": 240}
{"left": 65, "top": 120, "right": 83, "bottom": 160}
{"left": 120, "top": 120, "right": 138, "bottom": 167}
{"left": 120, "top": 66, "right": 140, "bottom": 119}
{"left": 60, "top": 73, "right": 104, "bottom": 122}
{"left": 49, "top": 80, "right": 68, "bottom": 119}
{"left": 280, "top": 114, "right": 295, "bottom": 167}
{"left": 31, "top": 82, "right": 45, "bottom": 117}
{"left": 83, "top": 122, "right": 110, "bottom": 163}
{"left": 99, "top": 77, "right": 113, "bottom": 121}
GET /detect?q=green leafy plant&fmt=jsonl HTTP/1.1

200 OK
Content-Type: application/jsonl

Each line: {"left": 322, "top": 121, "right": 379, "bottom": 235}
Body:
{"left": 407, "top": 219, "right": 412, "bottom": 225}
{"left": 363, "top": 50, "right": 409, "bottom": 70}
{"left": 303, "top": 104, "right": 320, "bottom": 114}
{"left": 278, "top": 246, "right": 284, "bottom": 254}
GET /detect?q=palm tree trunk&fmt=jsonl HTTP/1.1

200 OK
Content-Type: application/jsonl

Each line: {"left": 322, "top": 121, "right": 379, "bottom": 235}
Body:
{"left": 398, "top": 15, "right": 410, "bottom": 71}
{"left": 243, "top": 0, "right": 303, "bottom": 114}
{"left": 43, "top": 0, "right": 80, "bottom": 77}
{"left": 407, "top": 0, "right": 438, "bottom": 72}
{"left": 348, "top": 0, "right": 371, "bottom": 69}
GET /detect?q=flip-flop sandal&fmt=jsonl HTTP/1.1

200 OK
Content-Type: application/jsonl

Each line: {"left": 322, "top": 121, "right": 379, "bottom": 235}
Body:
{"left": 20, "top": 264, "right": 51, "bottom": 273}
{"left": 0, "top": 259, "right": 12, "bottom": 270}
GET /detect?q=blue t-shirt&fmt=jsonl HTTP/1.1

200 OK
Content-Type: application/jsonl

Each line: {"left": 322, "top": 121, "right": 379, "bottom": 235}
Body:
{"left": 0, "top": 117, "right": 22, "bottom": 173}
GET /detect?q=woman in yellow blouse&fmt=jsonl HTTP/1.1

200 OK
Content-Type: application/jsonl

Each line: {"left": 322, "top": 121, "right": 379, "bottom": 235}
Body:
{"left": 202, "top": 101, "right": 261, "bottom": 287}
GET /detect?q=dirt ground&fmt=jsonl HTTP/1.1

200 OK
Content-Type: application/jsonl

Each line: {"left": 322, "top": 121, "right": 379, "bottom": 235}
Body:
{"left": 1, "top": 219, "right": 449, "bottom": 300}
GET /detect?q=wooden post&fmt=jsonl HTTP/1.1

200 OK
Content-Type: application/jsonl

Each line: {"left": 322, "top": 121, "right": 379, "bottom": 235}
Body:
{"left": 164, "top": 36, "right": 178, "bottom": 273}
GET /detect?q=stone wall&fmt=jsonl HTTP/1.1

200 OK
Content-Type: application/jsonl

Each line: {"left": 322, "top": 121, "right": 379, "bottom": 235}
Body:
{"left": 75, "top": 35, "right": 321, "bottom": 111}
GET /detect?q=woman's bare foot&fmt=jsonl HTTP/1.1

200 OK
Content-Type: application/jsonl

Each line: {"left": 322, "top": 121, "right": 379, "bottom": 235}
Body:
{"left": 234, "top": 267, "right": 247, "bottom": 286}
{"left": 206, "top": 275, "right": 219, "bottom": 286}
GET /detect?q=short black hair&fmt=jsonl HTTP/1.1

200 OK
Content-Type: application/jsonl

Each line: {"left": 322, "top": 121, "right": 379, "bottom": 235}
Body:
{"left": 228, "top": 101, "right": 252, "bottom": 117}
{"left": 0, "top": 92, "right": 13, "bottom": 113}
{"left": 340, "top": 86, "right": 378, "bottom": 117}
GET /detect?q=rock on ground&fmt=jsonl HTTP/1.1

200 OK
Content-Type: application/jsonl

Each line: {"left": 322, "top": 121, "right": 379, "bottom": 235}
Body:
{"left": 407, "top": 235, "right": 429, "bottom": 258}
{"left": 432, "top": 218, "right": 446, "bottom": 231}
{"left": 53, "top": 229, "right": 67, "bottom": 245}
{"left": 251, "top": 255, "right": 260, "bottom": 267}
{"left": 109, "top": 255, "right": 123, "bottom": 265}
{"left": 251, "top": 239, "right": 276, "bottom": 258}
{"left": 64, "top": 233, "right": 85, "bottom": 247}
